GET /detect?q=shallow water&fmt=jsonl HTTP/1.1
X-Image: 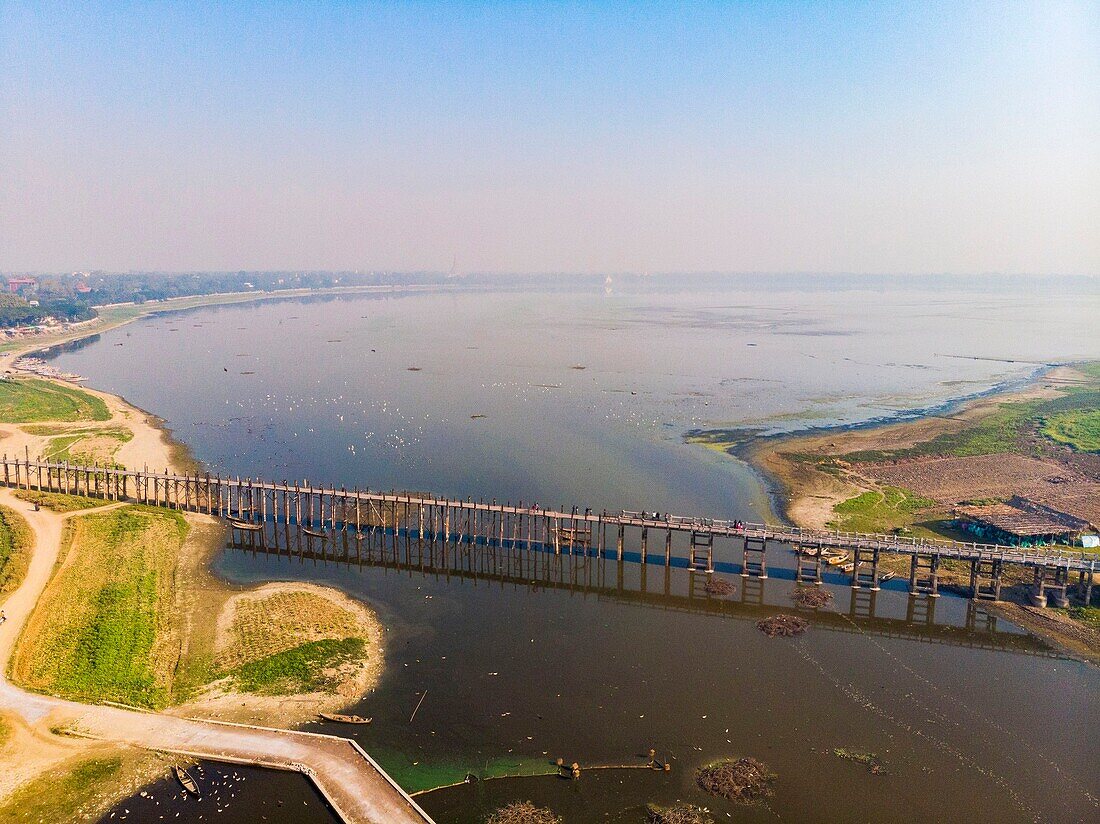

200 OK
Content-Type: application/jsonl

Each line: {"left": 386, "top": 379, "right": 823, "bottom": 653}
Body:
{"left": 50, "top": 278, "right": 1099, "bottom": 823}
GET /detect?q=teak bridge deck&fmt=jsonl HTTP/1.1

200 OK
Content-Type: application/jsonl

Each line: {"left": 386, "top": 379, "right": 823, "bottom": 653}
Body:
{"left": 3, "top": 458, "right": 1096, "bottom": 607}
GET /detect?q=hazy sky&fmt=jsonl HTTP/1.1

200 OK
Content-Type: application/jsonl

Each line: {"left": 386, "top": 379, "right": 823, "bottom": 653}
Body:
{"left": 1, "top": 1, "right": 1098, "bottom": 274}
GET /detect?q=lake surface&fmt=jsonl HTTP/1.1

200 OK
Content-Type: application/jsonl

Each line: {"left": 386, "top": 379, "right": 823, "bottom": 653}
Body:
{"left": 56, "top": 277, "right": 1099, "bottom": 823}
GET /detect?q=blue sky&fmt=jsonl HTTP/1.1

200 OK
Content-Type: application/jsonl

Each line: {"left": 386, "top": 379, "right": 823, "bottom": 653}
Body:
{"left": 1, "top": 1, "right": 1097, "bottom": 273}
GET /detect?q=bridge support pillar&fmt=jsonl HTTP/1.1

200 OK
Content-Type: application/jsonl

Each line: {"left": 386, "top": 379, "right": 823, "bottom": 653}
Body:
{"left": 1077, "top": 568, "right": 1095, "bottom": 606}
{"left": 1030, "top": 566, "right": 1068, "bottom": 607}
{"left": 851, "top": 547, "right": 880, "bottom": 590}
{"left": 689, "top": 531, "right": 713, "bottom": 573}
{"left": 795, "top": 544, "right": 824, "bottom": 584}
{"left": 616, "top": 525, "right": 624, "bottom": 560}
{"left": 741, "top": 536, "right": 767, "bottom": 578}
{"left": 909, "top": 554, "right": 940, "bottom": 597}
{"left": 969, "top": 558, "right": 1004, "bottom": 601}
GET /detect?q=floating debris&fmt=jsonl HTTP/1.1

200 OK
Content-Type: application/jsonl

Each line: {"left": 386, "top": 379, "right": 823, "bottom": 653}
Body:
{"left": 790, "top": 586, "right": 833, "bottom": 608}
{"left": 695, "top": 757, "right": 776, "bottom": 803}
{"left": 756, "top": 614, "right": 809, "bottom": 637}
{"left": 703, "top": 577, "right": 735, "bottom": 596}
{"left": 486, "top": 801, "right": 562, "bottom": 824}
{"left": 833, "top": 748, "right": 885, "bottom": 774}
{"left": 646, "top": 803, "right": 715, "bottom": 824}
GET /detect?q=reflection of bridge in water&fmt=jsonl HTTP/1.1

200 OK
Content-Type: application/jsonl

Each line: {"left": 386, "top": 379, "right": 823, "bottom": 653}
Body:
{"left": 227, "top": 521, "right": 1059, "bottom": 659}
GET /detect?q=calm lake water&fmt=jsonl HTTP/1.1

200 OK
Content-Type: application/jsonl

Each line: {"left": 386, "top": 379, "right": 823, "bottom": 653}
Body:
{"left": 53, "top": 277, "right": 1099, "bottom": 824}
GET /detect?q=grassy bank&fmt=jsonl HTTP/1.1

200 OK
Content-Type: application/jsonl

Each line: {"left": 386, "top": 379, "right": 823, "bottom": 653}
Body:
{"left": 0, "top": 751, "right": 162, "bottom": 824}
{"left": 0, "top": 505, "right": 33, "bottom": 605}
{"left": 12, "top": 490, "right": 111, "bottom": 513}
{"left": 0, "top": 378, "right": 109, "bottom": 423}
{"left": 11, "top": 504, "right": 188, "bottom": 709}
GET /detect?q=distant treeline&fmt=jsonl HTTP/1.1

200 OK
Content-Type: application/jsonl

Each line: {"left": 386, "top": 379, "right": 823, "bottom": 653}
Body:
{"left": 0, "top": 271, "right": 445, "bottom": 329}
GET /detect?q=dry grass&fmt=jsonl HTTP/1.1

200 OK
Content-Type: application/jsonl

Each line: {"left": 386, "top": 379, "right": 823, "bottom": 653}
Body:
{"left": 756, "top": 615, "right": 809, "bottom": 637}
{"left": 215, "top": 587, "right": 366, "bottom": 671}
{"left": 485, "top": 801, "right": 562, "bottom": 824}
{"left": 695, "top": 757, "right": 776, "bottom": 803}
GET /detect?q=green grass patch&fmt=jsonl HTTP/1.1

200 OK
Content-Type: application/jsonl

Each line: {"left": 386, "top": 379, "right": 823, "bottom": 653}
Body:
{"left": 12, "top": 489, "right": 110, "bottom": 512}
{"left": 828, "top": 486, "right": 938, "bottom": 534}
{"left": 229, "top": 637, "right": 366, "bottom": 695}
{"left": 0, "top": 504, "right": 32, "bottom": 605}
{"left": 1040, "top": 409, "right": 1100, "bottom": 453}
{"left": 0, "top": 756, "right": 122, "bottom": 823}
{"left": 0, "top": 378, "right": 109, "bottom": 423}
{"left": 11, "top": 505, "right": 188, "bottom": 709}
{"left": 1065, "top": 606, "right": 1100, "bottom": 632}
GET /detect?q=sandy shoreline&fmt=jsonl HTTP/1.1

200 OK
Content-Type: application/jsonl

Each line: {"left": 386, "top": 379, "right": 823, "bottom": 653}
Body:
{"left": 736, "top": 365, "right": 1081, "bottom": 530}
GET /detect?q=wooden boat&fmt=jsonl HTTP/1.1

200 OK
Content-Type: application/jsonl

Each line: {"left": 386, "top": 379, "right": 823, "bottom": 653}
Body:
{"left": 228, "top": 520, "right": 263, "bottom": 531}
{"left": 302, "top": 527, "right": 327, "bottom": 538}
{"left": 826, "top": 553, "right": 850, "bottom": 566}
{"left": 173, "top": 765, "right": 200, "bottom": 796}
{"left": 318, "top": 713, "right": 372, "bottom": 725}
{"left": 880, "top": 571, "right": 896, "bottom": 582}
{"left": 840, "top": 562, "right": 855, "bottom": 573}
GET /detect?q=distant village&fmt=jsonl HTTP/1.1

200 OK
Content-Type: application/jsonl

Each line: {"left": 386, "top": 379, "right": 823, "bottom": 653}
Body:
{"left": 0, "top": 269, "right": 446, "bottom": 340}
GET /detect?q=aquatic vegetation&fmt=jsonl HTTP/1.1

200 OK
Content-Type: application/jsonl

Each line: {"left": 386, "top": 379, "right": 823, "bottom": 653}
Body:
{"left": 790, "top": 586, "right": 832, "bottom": 608}
{"left": 0, "top": 377, "right": 110, "bottom": 423}
{"left": 756, "top": 615, "right": 809, "bottom": 637}
{"left": 695, "top": 757, "right": 776, "bottom": 803}
{"left": 485, "top": 800, "right": 562, "bottom": 824}
{"left": 646, "top": 803, "right": 714, "bottom": 824}
{"left": 833, "top": 748, "right": 884, "bottom": 774}
{"left": 702, "top": 577, "right": 735, "bottom": 596}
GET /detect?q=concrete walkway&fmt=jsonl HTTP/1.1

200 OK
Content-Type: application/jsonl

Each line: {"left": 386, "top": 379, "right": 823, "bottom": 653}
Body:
{"left": 0, "top": 489, "right": 434, "bottom": 824}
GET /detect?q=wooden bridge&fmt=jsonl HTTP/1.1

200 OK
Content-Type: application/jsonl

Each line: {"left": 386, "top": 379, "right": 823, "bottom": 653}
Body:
{"left": 3, "top": 458, "right": 1096, "bottom": 608}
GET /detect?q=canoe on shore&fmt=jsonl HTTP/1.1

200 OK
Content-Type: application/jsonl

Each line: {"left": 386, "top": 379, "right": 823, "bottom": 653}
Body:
{"left": 174, "top": 765, "right": 200, "bottom": 796}
{"left": 318, "top": 713, "right": 372, "bottom": 724}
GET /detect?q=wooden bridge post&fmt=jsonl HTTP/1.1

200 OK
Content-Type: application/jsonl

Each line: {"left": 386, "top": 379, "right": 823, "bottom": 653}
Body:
{"left": 741, "top": 536, "right": 767, "bottom": 578}
{"left": 909, "top": 553, "right": 940, "bottom": 597}
{"left": 970, "top": 558, "right": 1004, "bottom": 601}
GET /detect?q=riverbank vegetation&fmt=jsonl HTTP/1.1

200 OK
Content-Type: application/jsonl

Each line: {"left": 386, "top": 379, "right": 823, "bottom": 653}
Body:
{"left": 10, "top": 505, "right": 188, "bottom": 708}
{"left": 12, "top": 490, "right": 110, "bottom": 512}
{"left": 695, "top": 757, "right": 776, "bottom": 803}
{"left": 0, "top": 751, "right": 162, "bottom": 824}
{"left": 486, "top": 801, "right": 562, "bottom": 824}
{"left": 0, "top": 378, "right": 109, "bottom": 423}
{"left": 0, "top": 505, "right": 32, "bottom": 604}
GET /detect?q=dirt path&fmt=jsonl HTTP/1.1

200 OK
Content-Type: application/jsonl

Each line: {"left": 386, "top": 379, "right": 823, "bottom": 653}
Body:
{"left": 0, "top": 488, "right": 434, "bottom": 824}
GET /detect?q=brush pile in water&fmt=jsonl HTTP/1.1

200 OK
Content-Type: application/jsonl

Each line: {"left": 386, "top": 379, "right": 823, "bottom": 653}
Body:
{"left": 486, "top": 801, "right": 562, "bottom": 824}
{"left": 790, "top": 586, "right": 832, "bottom": 608}
{"left": 646, "top": 803, "right": 715, "bottom": 824}
{"left": 703, "top": 577, "right": 735, "bottom": 596}
{"left": 756, "top": 614, "right": 809, "bottom": 637}
{"left": 695, "top": 757, "right": 777, "bottom": 803}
